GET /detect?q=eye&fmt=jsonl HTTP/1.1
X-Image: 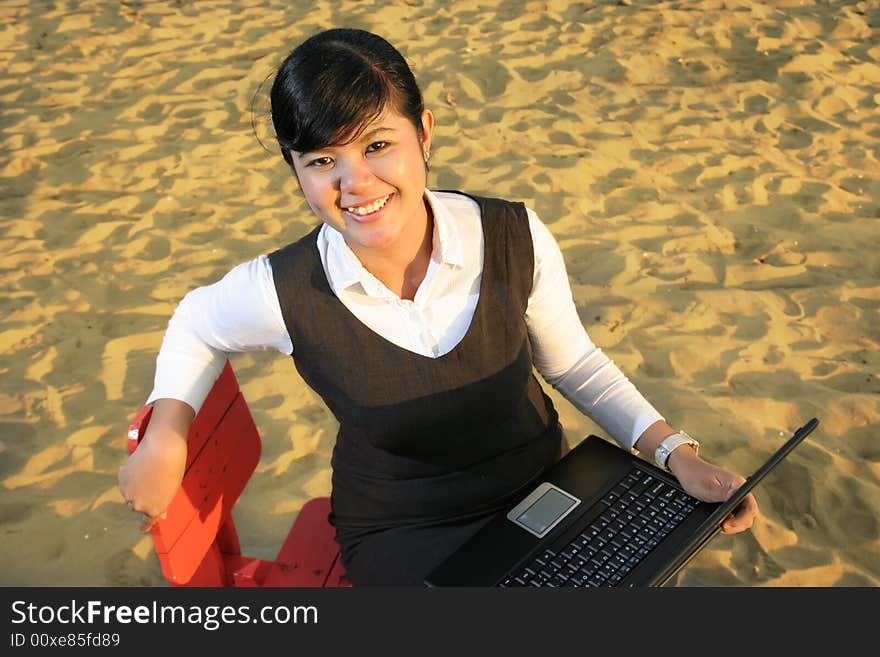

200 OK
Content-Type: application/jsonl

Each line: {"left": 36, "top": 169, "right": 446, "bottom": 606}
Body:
{"left": 306, "top": 156, "right": 333, "bottom": 168}
{"left": 366, "top": 141, "right": 388, "bottom": 154}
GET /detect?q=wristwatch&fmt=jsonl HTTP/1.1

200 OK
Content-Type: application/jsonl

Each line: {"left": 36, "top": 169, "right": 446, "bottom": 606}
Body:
{"left": 654, "top": 431, "right": 700, "bottom": 471}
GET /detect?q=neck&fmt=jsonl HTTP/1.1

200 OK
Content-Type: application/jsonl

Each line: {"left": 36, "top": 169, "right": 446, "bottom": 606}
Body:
{"left": 353, "top": 199, "right": 434, "bottom": 301}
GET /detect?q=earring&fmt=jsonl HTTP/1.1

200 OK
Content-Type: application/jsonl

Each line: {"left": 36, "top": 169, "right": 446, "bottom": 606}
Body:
{"left": 423, "top": 149, "right": 430, "bottom": 163}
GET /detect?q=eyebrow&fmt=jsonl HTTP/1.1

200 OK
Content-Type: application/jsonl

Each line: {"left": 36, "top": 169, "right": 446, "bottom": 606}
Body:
{"left": 295, "top": 125, "right": 398, "bottom": 158}
{"left": 359, "top": 125, "right": 396, "bottom": 141}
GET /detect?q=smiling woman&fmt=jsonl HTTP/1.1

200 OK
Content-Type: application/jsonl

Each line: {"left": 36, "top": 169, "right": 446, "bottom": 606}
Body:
{"left": 291, "top": 107, "right": 435, "bottom": 296}
{"left": 271, "top": 30, "right": 436, "bottom": 296}
{"left": 117, "top": 28, "right": 758, "bottom": 586}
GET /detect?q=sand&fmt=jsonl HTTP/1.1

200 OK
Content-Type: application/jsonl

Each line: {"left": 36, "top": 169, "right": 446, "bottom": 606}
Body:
{"left": 0, "top": 0, "right": 877, "bottom": 586}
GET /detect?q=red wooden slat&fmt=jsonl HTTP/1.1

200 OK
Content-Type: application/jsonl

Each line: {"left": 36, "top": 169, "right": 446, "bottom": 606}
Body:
{"left": 263, "top": 497, "right": 343, "bottom": 587}
{"left": 184, "top": 361, "right": 240, "bottom": 471}
{"left": 227, "top": 556, "right": 273, "bottom": 587}
{"left": 161, "top": 520, "right": 228, "bottom": 586}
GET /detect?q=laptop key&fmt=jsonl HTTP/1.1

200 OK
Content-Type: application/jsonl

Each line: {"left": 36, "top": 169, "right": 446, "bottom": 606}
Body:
{"left": 566, "top": 573, "right": 587, "bottom": 587}
{"left": 598, "top": 509, "right": 617, "bottom": 524}
{"left": 639, "top": 506, "right": 658, "bottom": 521}
{"left": 610, "top": 500, "right": 629, "bottom": 515}
{"left": 630, "top": 474, "right": 654, "bottom": 497}
{"left": 548, "top": 574, "right": 567, "bottom": 587}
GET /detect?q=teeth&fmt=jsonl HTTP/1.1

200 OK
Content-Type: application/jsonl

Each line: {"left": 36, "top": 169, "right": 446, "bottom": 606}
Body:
{"left": 346, "top": 195, "right": 390, "bottom": 216}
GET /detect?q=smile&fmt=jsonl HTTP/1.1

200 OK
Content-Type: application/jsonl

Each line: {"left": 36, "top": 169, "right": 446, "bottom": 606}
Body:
{"left": 344, "top": 194, "right": 391, "bottom": 216}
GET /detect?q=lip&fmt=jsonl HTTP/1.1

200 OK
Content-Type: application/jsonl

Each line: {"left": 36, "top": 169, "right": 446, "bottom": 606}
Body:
{"left": 341, "top": 193, "right": 393, "bottom": 224}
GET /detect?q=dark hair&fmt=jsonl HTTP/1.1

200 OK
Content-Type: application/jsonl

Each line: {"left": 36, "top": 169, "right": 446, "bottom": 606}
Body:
{"left": 270, "top": 28, "right": 425, "bottom": 166}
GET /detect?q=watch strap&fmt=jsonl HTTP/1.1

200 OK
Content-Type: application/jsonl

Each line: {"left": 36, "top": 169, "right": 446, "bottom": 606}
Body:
{"left": 654, "top": 431, "right": 699, "bottom": 471}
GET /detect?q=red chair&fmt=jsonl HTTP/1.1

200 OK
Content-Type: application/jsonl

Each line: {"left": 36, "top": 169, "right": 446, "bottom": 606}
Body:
{"left": 126, "top": 360, "right": 350, "bottom": 587}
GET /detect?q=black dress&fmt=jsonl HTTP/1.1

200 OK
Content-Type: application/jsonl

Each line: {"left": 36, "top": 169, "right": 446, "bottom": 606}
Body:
{"left": 268, "top": 192, "right": 562, "bottom": 585}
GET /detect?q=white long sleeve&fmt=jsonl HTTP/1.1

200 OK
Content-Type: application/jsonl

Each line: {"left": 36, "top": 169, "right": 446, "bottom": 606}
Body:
{"left": 524, "top": 210, "right": 664, "bottom": 450}
{"left": 147, "top": 256, "right": 291, "bottom": 411}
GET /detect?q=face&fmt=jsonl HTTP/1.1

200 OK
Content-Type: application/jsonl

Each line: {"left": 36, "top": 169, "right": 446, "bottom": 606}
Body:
{"left": 291, "top": 106, "right": 434, "bottom": 259}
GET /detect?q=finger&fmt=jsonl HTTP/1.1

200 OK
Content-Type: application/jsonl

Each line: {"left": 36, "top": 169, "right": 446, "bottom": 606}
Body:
{"left": 721, "top": 494, "right": 758, "bottom": 534}
{"left": 139, "top": 513, "right": 159, "bottom": 533}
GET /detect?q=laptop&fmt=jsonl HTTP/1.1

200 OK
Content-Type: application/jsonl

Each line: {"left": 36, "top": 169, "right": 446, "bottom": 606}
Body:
{"left": 425, "top": 418, "right": 819, "bottom": 587}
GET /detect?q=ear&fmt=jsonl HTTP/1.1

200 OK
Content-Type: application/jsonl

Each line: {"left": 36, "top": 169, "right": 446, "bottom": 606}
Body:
{"left": 419, "top": 108, "right": 434, "bottom": 153}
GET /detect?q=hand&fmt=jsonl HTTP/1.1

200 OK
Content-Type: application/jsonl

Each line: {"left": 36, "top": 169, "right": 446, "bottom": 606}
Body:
{"left": 667, "top": 447, "right": 759, "bottom": 535}
{"left": 125, "top": 500, "right": 166, "bottom": 533}
{"left": 119, "top": 399, "right": 193, "bottom": 531}
{"left": 119, "top": 434, "right": 186, "bottom": 532}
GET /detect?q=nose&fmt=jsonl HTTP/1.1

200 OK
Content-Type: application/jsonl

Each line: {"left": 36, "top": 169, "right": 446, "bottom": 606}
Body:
{"left": 337, "top": 155, "right": 374, "bottom": 195}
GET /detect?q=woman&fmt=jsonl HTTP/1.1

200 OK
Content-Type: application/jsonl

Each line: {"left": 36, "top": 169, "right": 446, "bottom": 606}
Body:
{"left": 118, "top": 28, "right": 757, "bottom": 586}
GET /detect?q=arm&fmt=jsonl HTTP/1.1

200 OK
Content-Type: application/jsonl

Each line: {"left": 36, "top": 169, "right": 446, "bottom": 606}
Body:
{"left": 118, "top": 398, "right": 193, "bottom": 532}
{"left": 632, "top": 420, "right": 758, "bottom": 534}
{"left": 524, "top": 210, "right": 757, "bottom": 534}
{"left": 118, "top": 256, "right": 291, "bottom": 531}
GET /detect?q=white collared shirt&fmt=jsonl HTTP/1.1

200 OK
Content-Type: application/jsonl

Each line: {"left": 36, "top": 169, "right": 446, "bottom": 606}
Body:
{"left": 148, "top": 190, "right": 663, "bottom": 449}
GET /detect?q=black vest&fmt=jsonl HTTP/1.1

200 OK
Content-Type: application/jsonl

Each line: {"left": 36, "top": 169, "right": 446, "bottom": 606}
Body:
{"left": 269, "top": 193, "right": 561, "bottom": 569}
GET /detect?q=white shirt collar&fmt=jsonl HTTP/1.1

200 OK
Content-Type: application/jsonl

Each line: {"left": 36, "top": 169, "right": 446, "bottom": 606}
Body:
{"left": 322, "top": 189, "right": 464, "bottom": 299}
{"left": 426, "top": 188, "right": 464, "bottom": 270}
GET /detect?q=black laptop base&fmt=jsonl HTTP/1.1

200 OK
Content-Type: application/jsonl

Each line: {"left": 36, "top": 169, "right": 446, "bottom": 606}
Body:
{"left": 424, "top": 419, "right": 819, "bottom": 587}
{"left": 424, "top": 436, "right": 719, "bottom": 587}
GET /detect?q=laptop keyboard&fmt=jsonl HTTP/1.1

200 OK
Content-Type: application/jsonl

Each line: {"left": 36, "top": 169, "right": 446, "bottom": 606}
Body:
{"left": 500, "top": 468, "right": 699, "bottom": 587}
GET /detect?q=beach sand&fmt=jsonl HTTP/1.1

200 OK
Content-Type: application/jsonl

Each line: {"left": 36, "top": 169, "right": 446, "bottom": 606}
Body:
{"left": 0, "top": 0, "right": 877, "bottom": 586}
